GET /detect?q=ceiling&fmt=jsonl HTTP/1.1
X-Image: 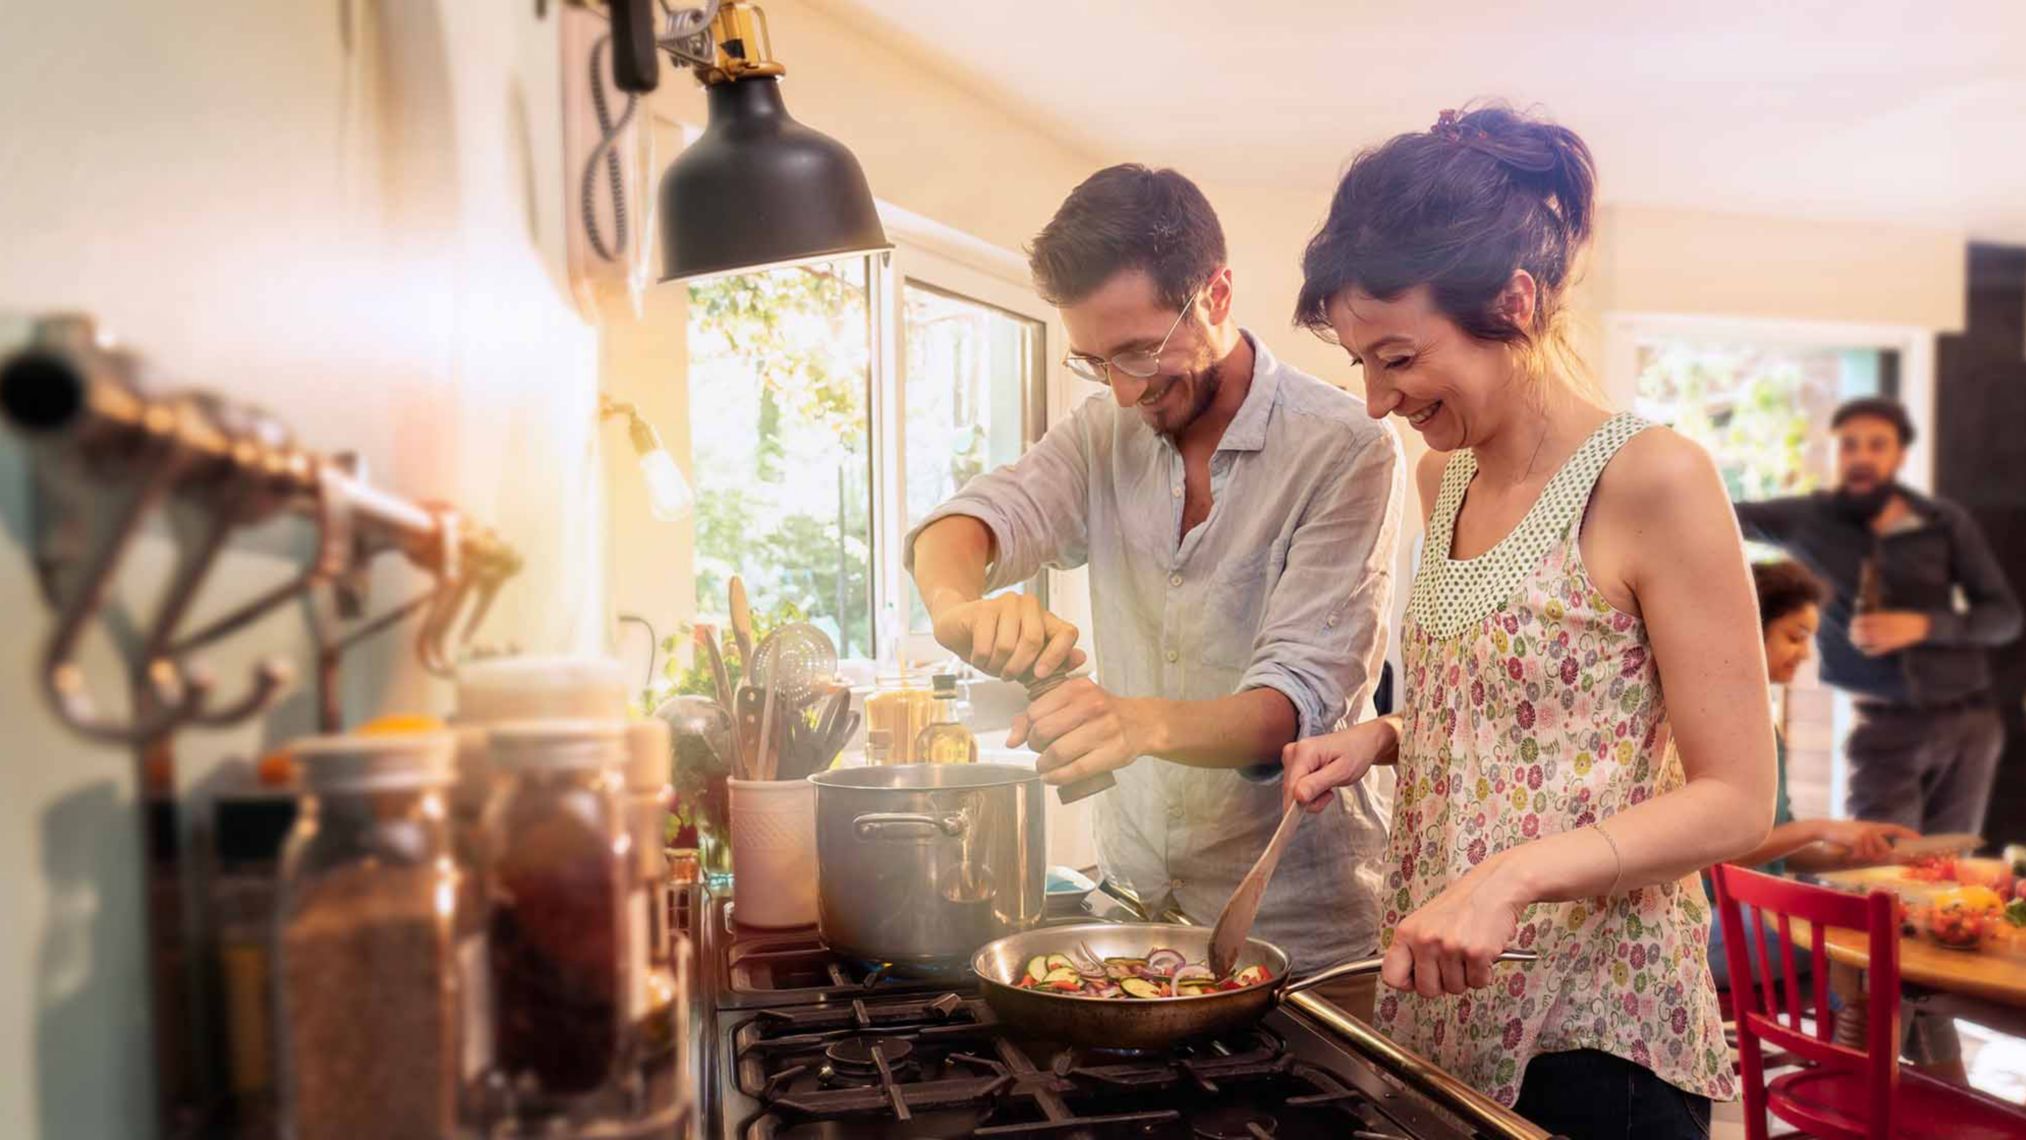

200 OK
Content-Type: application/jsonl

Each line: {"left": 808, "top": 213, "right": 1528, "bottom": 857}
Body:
{"left": 808, "top": 0, "right": 2026, "bottom": 241}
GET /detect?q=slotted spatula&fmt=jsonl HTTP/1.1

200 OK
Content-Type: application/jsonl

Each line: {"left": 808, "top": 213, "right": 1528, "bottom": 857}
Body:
{"left": 1208, "top": 802, "right": 1306, "bottom": 979}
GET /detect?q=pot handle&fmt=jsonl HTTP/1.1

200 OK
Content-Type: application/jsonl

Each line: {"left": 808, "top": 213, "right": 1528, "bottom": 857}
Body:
{"left": 853, "top": 811, "right": 968, "bottom": 840}
{"left": 1281, "top": 948, "right": 1538, "bottom": 998}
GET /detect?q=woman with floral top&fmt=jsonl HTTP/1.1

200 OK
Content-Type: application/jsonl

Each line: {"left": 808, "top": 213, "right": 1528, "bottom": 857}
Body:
{"left": 1281, "top": 103, "right": 1777, "bottom": 1139}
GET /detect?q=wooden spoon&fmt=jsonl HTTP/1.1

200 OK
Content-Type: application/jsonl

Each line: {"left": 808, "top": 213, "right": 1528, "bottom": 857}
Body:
{"left": 728, "top": 576, "right": 756, "bottom": 677}
{"left": 1209, "top": 802, "right": 1305, "bottom": 979}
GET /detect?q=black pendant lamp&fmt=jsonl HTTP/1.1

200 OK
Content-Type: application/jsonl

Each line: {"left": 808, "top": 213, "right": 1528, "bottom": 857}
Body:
{"left": 660, "top": 75, "right": 888, "bottom": 281}
{"left": 608, "top": 0, "right": 889, "bottom": 284}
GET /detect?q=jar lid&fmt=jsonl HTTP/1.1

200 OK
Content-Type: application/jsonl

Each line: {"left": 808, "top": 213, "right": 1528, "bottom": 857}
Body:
{"left": 488, "top": 719, "right": 627, "bottom": 772}
{"left": 290, "top": 732, "right": 456, "bottom": 791}
{"left": 623, "top": 718, "right": 671, "bottom": 790}
{"left": 454, "top": 656, "right": 629, "bottom": 724}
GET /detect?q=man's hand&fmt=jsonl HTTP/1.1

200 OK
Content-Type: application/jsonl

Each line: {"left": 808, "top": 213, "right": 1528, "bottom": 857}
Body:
{"left": 1006, "top": 677, "right": 1151, "bottom": 787}
{"left": 1850, "top": 611, "right": 1931, "bottom": 656}
{"left": 1815, "top": 819, "right": 1920, "bottom": 866}
{"left": 927, "top": 590, "right": 1085, "bottom": 681}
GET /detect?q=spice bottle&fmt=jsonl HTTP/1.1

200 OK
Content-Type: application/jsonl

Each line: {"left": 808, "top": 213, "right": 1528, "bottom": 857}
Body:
{"left": 484, "top": 721, "right": 632, "bottom": 1116}
{"left": 620, "top": 719, "right": 684, "bottom": 1127}
{"left": 212, "top": 789, "right": 299, "bottom": 1140}
{"left": 914, "top": 674, "right": 978, "bottom": 764}
{"left": 276, "top": 732, "right": 463, "bottom": 1140}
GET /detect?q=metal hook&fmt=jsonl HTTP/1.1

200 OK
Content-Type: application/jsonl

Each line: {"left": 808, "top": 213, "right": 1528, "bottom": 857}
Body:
{"left": 33, "top": 419, "right": 210, "bottom": 743}
{"left": 414, "top": 504, "right": 468, "bottom": 677}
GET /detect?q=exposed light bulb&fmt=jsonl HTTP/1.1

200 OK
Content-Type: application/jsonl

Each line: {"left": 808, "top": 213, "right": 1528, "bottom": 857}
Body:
{"left": 637, "top": 447, "right": 694, "bottom": 523}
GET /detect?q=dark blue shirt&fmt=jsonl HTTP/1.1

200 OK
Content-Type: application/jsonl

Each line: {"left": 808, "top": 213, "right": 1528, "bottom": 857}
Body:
{"left": 1736, "top": 489, "right": 2021, "bottom": 706}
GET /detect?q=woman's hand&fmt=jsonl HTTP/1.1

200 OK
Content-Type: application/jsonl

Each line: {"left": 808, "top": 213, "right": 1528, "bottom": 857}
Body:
{"left": 1815, "top": 819, "right": 1920, "bottom": 865}
{"left": 1383, "top": 855, "right": 1530, "bottom": 997}
{"left": 1280, "top": 718, "right": 1398, "bottom": 813}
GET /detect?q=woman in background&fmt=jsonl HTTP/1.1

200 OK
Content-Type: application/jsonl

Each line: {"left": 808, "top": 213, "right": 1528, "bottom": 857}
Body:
{"left": 1708, "top": 559, "right": 1916, "bottom": 987}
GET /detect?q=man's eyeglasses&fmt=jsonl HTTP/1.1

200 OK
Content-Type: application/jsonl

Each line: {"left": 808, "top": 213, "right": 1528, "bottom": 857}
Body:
{"left": 1063, "top": 286, "right": 1201, "bottom": 386}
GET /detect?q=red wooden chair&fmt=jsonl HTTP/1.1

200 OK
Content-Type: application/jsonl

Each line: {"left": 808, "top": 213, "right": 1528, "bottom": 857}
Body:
{"left": 1710, "top": 863, "right": 2026, "bottom": 1140}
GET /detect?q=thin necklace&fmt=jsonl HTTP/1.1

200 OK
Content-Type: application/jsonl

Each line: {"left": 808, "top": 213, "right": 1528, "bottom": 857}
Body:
{"left": 1509, "top": 417, "right": 1552, "bottom": 487}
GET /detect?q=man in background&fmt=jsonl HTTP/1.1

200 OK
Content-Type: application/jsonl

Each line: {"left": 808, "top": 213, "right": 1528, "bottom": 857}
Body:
{"left": 1736, "top": 397, "right": 2021, "bottom": 836}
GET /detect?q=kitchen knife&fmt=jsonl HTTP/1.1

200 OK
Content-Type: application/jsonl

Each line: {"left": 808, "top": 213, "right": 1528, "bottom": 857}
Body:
{"left": 1888, "top": 832, "right": 1985, "bottom": 859}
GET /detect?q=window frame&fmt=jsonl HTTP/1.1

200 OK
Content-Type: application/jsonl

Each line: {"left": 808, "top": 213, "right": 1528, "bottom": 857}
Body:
{"left": 872, "top": 206, "right": 1076, "bottom": 663}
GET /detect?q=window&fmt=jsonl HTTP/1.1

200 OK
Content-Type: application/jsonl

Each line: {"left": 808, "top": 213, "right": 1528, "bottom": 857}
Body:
{"left": 683, "top": 242, "right": 1052, "bottom": 664}
{"left": 685, "top": 258, "right": 876, "bottom": 655}
{"left": 900, "top": 281, "right": 1045, "bottom": 635}
{"left": 1632, "top": 340, "right": 1897, "bottom": 558}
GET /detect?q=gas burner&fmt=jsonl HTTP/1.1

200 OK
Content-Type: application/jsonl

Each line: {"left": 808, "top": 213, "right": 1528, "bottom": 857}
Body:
{"left": 1193, "top": 1106, "right": 1279, "bottom": 1139}
{"left": 822, "top": 1037, "right": 916, "bottom": 1083}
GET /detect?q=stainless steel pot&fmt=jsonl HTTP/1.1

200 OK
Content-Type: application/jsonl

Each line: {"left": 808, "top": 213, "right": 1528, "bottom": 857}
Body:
{"left": 810, "top": 763, "right": 1044, "bottom": 972}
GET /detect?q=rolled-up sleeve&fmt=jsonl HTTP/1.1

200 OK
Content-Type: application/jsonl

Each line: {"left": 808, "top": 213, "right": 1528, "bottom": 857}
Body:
{"left": 903, "top": 396, "right": 1096, "bottom": 590}
{"left": 1238, "top": 426, "right": 1404, "bottom": 741}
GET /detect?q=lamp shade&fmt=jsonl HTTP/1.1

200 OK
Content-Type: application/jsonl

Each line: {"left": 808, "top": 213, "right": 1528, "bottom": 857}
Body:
{"left": 658, "top": 77, "right": 889, "bottom": 283}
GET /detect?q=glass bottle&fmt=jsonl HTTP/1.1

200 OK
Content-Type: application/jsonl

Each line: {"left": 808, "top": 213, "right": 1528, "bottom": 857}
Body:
{"left": 483, "top": 720, "right": 632, "bottom": 1123}
{"left": 913, "top": 674, "right": 978, "bottom": 764}
{"left": 1857, "top": 553, "right": 1887, "bottom": 614}
{"left": 275, "top": 733, "right": 463, "bottom": 1140}
{"left": 212, "top": 789, "right": 298, "bottom": 1140}
{"left": 864, "top": 729, "right": 893, "bottom": 767}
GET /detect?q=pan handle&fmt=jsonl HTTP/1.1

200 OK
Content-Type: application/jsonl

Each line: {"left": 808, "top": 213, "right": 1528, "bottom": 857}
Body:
{"left": 1282, "top": 948, "right": 1539, "bottom": 998}
{"left": 854, "top": 811, "right": 968, "bottom": 840}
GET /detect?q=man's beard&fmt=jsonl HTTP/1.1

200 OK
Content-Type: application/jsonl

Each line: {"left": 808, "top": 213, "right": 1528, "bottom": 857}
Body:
{"left": 1150, "top": 356, "right": 1224, "bottom": 437}
{"left": 1832, "top": 480, "right": 1897, "bottom": 523}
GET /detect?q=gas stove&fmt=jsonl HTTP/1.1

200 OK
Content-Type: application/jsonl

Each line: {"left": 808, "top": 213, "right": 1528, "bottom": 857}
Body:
{"left": 676, "top": 888, "right": 1551, "bottom": 1140}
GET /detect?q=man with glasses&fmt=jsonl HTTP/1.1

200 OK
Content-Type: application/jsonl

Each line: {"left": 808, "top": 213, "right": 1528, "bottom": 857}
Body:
{"left": 906, "top": 165, "right": 1403, "bottom": 1016}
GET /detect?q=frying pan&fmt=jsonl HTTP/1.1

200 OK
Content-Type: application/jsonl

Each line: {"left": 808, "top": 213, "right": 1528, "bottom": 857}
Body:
{"left": 972, "top": 921, "right": 1537, "bottom": 1049}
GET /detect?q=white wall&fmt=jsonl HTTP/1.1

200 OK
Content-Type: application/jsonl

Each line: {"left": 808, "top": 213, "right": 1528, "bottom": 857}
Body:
{"left": 0, "top": 3, "right": 604, "bottom": 1136}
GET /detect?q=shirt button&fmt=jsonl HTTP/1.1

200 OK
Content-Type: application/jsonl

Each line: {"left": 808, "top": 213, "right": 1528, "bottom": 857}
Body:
{"left": 1171, "top": 485, "right": 1183, "bottom": 498}
{"left": 1169, "top": 573, "right": 1183, "bottom": 587}
{"left": 1327, "top": 614, "right": 1339, "bottom": 627}
{"left": 1167, "top": 803, "right": 1184, "bottom": 821}
{"left": 1170, "top": 878, "right": 1184, "bottom": 891}
{"left": 1165, "top": 649, "right": 1179, "bottom": 663}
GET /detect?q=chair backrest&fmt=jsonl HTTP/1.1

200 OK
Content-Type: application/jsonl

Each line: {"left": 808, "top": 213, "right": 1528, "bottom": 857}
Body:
{"left": 1710, "top": 863, "right": 1902, "bottom": 1139}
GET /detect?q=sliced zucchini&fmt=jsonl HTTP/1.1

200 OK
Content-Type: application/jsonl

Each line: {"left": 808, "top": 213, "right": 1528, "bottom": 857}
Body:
{"left": 1041, "top": 967, "right": 1082, "bottom": 987}
{"left": 1119, "top": 978, "right": 1163, "bottom": 999}
{"left": 1025, "top": 956, "right": 1050, "bottom": 984}
{"left": 1045, "top": 954, "right": 1076, "bottom": 974}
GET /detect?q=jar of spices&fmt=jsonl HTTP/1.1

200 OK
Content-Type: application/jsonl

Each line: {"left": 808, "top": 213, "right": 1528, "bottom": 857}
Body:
{"left": 276, "top": 732, "right": 463, "bottom": 1140}
{"left": 484, "top": 720, "right": 633, "bottom": 1118}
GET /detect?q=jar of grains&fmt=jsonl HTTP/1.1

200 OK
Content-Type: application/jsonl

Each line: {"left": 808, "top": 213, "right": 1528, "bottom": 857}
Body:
{"left": 276, "top": 732, "right": 464, "bottom": 1140}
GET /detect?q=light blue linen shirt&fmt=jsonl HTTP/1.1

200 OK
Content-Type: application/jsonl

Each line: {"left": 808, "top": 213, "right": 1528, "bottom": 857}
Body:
{"left": 906, "top": 332, "right": 1403, "bottom": 969}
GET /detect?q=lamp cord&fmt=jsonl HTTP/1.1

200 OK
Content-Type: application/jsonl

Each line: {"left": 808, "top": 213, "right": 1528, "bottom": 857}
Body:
{"left": 618, "top": 613, "right": 659, "bottom": 694}
{"left": 583, "top": 34, "right": 639, "bottom": 263}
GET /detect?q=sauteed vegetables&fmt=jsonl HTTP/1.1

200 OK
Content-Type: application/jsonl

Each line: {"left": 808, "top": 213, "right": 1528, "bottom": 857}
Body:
{"left": 1012, "top": 945, "right": 1270, "bottom": 998}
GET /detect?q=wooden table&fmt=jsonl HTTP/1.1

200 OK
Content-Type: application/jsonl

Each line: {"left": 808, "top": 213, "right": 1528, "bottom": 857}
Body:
{"left": 1788, "top": 919, "right": 2026, "bottom": 1045}
{"left": 1813, "top": 924, "right": 2026, "bottom": 1010}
